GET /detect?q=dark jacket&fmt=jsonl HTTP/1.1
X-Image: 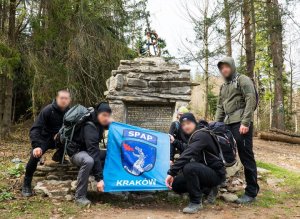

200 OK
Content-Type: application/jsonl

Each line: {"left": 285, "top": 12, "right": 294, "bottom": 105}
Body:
{"left": 169, "top": 121, "right": 189, "bottom": 161}
{"left": 215, "top": 57, "right": 256, "bottom": 126}
{"left": 30, "top": 100, "right": 69, "bottom": 151}
{"left": 71, "top": 112, "right": 105, "bottom": 182}
{"left": 168, "top": 128, "right": 226, "bottom": 179}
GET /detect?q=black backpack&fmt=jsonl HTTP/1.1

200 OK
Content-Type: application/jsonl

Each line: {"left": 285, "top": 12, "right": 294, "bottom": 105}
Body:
{"left": 59, "top": 104, "right": 94, "bottom": 163}
{"left": 201, "top": 122, "right": 237, "bottom": 167}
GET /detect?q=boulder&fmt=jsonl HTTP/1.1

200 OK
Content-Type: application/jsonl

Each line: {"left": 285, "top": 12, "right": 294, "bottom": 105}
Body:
{"left": 257, "top": 167, "right": 271, "bottom": 175}
{"left": 266, "top": 178, "right": 284, "bottom": 186}
{"left": 220, "top": 193, "right": 238, "bottom": 202}
{"left": 226, "top": 160, "right": 243, "bottom": 178}
{"left": 34, "top": 180, "right": 72, "bottom": 198}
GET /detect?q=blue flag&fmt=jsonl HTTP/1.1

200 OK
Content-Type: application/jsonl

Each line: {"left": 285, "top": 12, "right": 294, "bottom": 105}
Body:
{"left": 104, "top": 122, "right": 170, "bottom": 192}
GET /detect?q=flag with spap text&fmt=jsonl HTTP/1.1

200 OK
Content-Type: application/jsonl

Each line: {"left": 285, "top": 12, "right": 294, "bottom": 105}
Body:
{"left": 103, "top": 122, "right": 170, "bottom": 192}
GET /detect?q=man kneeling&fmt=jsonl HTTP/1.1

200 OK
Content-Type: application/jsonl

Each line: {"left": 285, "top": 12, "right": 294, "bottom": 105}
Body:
{"left": 165, "top": 113, "right": 226, "bottom": 214}
{"left": 68, "top": 102, "right": 112, "bottom": 206}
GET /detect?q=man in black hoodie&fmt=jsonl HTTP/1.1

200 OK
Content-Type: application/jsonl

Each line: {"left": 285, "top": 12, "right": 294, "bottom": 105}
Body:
{"left": 22, "top": 90, "right": 71, "bottom": 197}
{"left": 68, "top": 102, "right": 111, "bottom": 207}
{"left": 165, "top": 113, "right": 226, "bottom": 214}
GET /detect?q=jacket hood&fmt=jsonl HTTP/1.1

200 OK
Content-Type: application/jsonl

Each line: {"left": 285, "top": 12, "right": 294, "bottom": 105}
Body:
{"left": 217, "top": 57, "right": 236, "bottom": 77}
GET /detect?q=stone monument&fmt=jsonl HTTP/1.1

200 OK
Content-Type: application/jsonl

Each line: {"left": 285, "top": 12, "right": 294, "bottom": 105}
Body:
{"left": 105, "top": 57, "right": 196, "bottom": 132}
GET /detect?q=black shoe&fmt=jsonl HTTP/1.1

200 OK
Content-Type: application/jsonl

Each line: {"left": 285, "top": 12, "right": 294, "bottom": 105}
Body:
{"left": 75, "top": 197, "right": 91, "bottom": 207}
{"left": 207, "top": 186, "right": 218, "bottom": 204}
{"left": 235, "top": 194, "right": 255, "bottom": 204}
{"left": 21, "top": 177, "right": 33, "bottom": 197}
{"left": 182, "top": 202, "right": 203, "bottom": 214}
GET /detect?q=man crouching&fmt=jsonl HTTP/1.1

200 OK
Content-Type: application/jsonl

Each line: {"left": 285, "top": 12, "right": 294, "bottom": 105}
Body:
{"left": 165, "top": 113, "right": 226, "bottom": 214}
{"left": 22, "top": 89, "right": 71, "bottom": 197}
{"left": 68, "top": 102, "right": 112, "bottom": 206}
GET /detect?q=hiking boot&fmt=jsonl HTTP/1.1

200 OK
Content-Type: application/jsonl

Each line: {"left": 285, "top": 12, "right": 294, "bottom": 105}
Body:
{"left": 182, "top": 202, "right": 203, "bottom": 214}
{"left": 21, "top": 177, "right": 33, "bottom": 197}
{"left": 75, "top": 197, "right": 91, "bottom": 207}
{"left": 207, "top": 186, "right": 218, "bottom": 204}
{"left": 235, "top": 194, "right": 255, "bottom": 204}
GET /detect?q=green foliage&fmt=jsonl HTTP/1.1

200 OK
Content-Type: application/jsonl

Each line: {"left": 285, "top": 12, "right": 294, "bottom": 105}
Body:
{"left": 255, "top": 161, "right": 300, "bottom": 208}
{"left": 0, "top": 190, "right": 14, "bottom": 201}
{"left": 8, "top": 163, "right": 25, "bottom": 178}
{"left": 0, "top": 42, "right": 21, "bottom": 79}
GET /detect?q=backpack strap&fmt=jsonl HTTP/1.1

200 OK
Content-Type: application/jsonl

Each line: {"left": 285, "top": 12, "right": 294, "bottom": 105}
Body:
{"left": 187, "top": 129, "right": 224, "bottom": 164}
{"left": 86, "top": 121, "right": 107, "bottom": 148}
{"left": 86, "top": 121, "right": 97, "bottom": 129}
{"left": 199, "top": 128, "right": 226, "bottom": 165}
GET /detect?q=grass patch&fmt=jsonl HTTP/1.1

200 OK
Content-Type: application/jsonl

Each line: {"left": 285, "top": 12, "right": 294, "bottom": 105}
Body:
{"left": 257, "top": 161, "right": 300, "bottom": 190}
{"left": 0, "top": 197, "right": 80, "bottom": 219}
{"left": 255, "top": 161, "right": 300, "bottom": 208}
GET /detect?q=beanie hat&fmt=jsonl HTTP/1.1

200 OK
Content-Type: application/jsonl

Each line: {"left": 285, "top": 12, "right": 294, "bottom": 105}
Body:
{"left": 179, "top": 113, "right": 197, "bottom": 124}
{"left": 96, "top": 102, "right": 112, "bottom": 114}
{"left": 177, "top": 106, "right": 189, "bottom": 114}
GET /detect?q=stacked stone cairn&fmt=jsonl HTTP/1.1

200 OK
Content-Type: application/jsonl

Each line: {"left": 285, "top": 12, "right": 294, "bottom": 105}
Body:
{"left": 33, "top": 160, "right": 98, "bottom": 201}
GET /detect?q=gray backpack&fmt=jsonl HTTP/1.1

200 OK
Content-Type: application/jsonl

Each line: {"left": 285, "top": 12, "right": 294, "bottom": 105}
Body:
{"left": 59, "top": 104, "right": 94, "bottom": 163}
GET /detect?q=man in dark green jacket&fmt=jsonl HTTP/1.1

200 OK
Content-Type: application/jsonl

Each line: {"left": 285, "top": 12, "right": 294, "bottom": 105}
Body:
{"left": 215, "top": 57, "right": 259, "bottom": 204}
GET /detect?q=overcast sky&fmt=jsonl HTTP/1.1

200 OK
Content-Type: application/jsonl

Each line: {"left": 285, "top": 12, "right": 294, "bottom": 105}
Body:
{"left": 147, "top": 0, "right": 300, "bottom": 81}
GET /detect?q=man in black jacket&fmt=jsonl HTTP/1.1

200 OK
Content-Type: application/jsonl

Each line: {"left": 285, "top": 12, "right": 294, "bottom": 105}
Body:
{"left": 169, "top": 106, "right": 190, "bottom": 164}
{"left": 165, "top": 113, "right": 226, "bottom": 214}
{"left": 68, "top": 102, "right": 111, "bottom": 207}
{"left": 22, "top": 90, "right": 71, "bottom": 197}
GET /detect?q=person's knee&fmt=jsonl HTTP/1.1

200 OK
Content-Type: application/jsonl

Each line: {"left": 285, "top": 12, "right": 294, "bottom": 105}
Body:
{"left": 83, "top": 156, "right": 94, "bottom": 169}
{"left": 183, "top": 163, "right": 195, "bottom": 176}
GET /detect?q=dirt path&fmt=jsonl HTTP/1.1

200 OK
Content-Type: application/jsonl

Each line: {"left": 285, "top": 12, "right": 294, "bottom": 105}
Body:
{"left": 254, "top": 138, "right": 300, "bottom": 173}
{"left": 74, "top": 138, "right": 300, "bottom": 219}
{"left": 76, "top": 201, "right": 300, "bottom": 219}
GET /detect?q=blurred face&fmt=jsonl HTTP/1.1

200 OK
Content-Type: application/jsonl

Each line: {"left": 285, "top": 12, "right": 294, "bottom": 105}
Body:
{"left": 56, "top": 91, "right": 71, "bottom": 110}
{"left": 220, "top": 63, "right": 233, "bottom": 79}
{"left": 97, "top": 112, "right": 111, "bottom": 127}
{"left": 181, "top": 120, "right": 197, "bottom": 135}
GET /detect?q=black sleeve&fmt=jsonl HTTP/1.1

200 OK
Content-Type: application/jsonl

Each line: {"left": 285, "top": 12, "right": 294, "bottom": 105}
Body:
{"left": 169, "top": 122, "right": 177, "bottom": 135}
{"left": 173, "top": 139, "right": 188, "bottom": 153}
{"left": 84, "top": 124, "right": 103, "bottom": 181}
{"left": 29, "top": 106, "right": 50, "bottom": 151}
{"left": 170, "top": 143, "right": 175, "bottom": 161}
{"left": 167, "top": 132, "right": 208, "bottom": 177}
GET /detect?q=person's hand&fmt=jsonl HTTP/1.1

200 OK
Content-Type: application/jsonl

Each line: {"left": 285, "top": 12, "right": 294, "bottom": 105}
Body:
{"left": 239, "top": 124, "right": 249, "bottom": 135}
{"left": 169, "top": 134, "right": 175, "bottom": 144}
{"left": 33, "top": 147, "right": 43, "bottom": 158}
{"left": 165, "top": 175, "right": 174, "bottom": 189}
{"left": 97, "top": 180, "right": 105, "bottom": 192}
{"left": 170, "top": 160, "right": 174, "bottom": 166}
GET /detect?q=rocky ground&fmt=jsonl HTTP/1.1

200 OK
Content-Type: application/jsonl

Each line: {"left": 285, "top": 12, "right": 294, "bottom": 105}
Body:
{"left": 0, "top": 127, "right": 299, "bottom": 219}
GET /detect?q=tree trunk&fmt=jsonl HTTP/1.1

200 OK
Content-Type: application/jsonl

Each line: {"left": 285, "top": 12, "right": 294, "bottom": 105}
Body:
{"left": 8, "top": 0, "right": 15, "bottom": 43}
{"left": 224, "top": 0, "right": 232, "bottom": 56}
{"left": 0, "top": 76, "right": 4, "bottom": 127}
{"left": 242, "top": 0, "right": 255, "bottom": 79}
{"left": 1, "top": 0, "right": 6, "bottom": 33}
{"left": 203, "top": 0, "right": 209, "bottom": 120}
{"left": 258, "top": 131, "right": 300, "bottom": 144}
{"left": 1, "top": 78, "right": 13, "bottom": 137}
{"left": 1, "top": 0, "right": 16, "bottom": 137}
{"left": 267, "top": 0, "right": 285, "bottom": 130}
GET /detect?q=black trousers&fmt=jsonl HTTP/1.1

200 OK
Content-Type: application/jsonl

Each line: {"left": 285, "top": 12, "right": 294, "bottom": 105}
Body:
{"left": 228, "top": 122, "right": 259, "bottom": 198}
{"left": 172, "top": 162, "right": 223, "bottom": 204}
{"left": 25, "top": 141, "right": 64, "bottom": 179}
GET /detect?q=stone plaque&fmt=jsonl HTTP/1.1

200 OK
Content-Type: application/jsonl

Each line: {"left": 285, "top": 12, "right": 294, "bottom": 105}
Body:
{"left": 126, "top": 104, "right": 174, "bottom": 133}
